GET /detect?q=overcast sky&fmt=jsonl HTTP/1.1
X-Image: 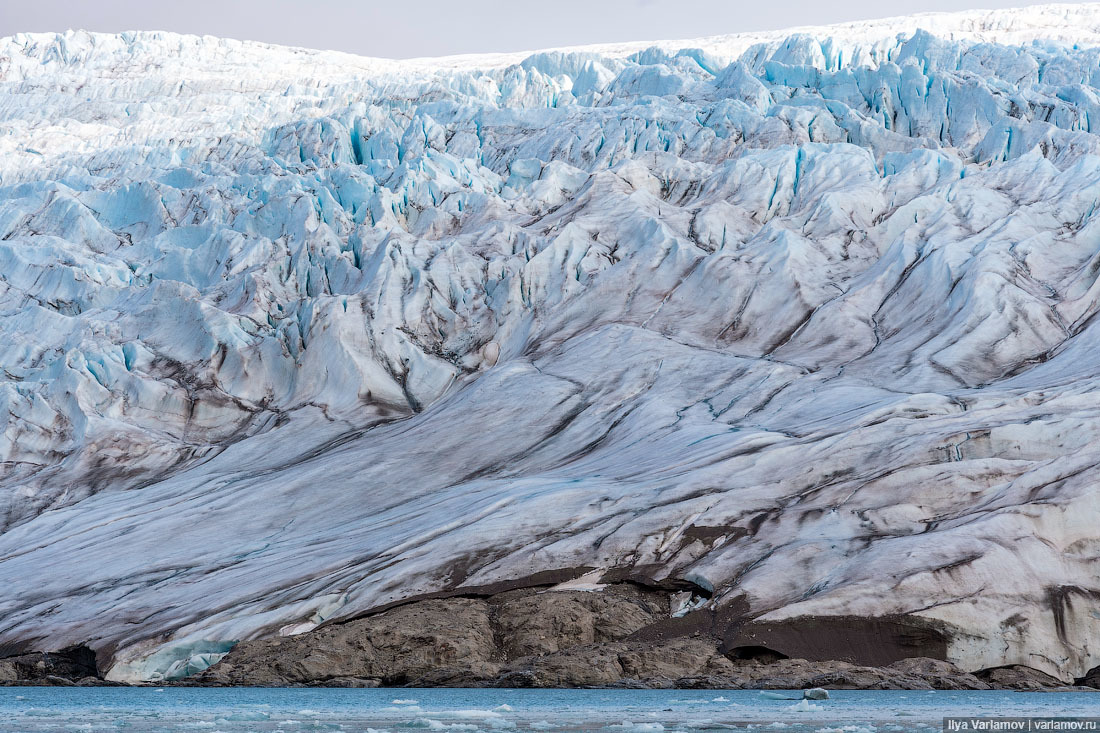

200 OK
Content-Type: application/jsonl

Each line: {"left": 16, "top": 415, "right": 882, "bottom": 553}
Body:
{"left": 2, "top": 0, "right": 1090, "bottom": 59}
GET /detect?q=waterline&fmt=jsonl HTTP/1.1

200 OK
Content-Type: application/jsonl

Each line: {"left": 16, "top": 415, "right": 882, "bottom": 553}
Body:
{"left": 1, "top": 687, "right": 1097, "bottom": 732}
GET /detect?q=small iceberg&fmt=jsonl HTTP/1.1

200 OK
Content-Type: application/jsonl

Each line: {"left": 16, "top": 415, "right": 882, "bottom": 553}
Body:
{"left": 759, "top": 691, "right": 800, "bottom": 700}
{"left": 788, "top": 699, "right": 825, "bottom": 712}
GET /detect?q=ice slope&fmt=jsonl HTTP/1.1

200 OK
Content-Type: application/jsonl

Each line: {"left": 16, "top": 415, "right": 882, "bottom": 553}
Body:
{"left": 1, "top": 4, "right": 1100, "bottom": 682}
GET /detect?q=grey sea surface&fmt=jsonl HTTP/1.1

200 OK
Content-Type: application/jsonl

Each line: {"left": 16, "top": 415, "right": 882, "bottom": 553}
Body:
{"left": 0, "top": 687, "right": 1097, "bottom": 732}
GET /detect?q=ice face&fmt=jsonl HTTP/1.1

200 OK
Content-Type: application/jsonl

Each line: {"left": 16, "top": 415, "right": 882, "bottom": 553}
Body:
{"left": 2, "top": 5, "right": 1100, "bottom": 682}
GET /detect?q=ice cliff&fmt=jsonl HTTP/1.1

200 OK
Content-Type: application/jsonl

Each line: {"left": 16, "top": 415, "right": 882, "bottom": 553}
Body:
{"left": 1, "top": 3, "right": 1100, "bottom": 682}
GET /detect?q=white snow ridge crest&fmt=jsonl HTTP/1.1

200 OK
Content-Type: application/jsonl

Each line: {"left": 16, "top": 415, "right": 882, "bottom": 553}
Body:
{"left": 1, "top": 4, "right": 1100, "bottom": 682}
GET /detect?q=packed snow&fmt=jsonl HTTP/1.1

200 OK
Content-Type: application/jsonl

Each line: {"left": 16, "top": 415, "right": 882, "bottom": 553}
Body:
{"left": 0, "top": 4, "right": 1099, "bottom": 681}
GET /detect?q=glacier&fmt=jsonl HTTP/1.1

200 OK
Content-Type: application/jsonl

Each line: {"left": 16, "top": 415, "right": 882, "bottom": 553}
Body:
{"left": 1, "top": 3, "right": 1100, "bottom": 683}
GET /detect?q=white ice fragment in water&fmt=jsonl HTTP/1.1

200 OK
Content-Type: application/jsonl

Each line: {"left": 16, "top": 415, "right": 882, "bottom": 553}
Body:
{"left": 788, "top": 699, "right": 824, "bottom": 712}
{"left": 408, "top": 720, "right": 479, "bottom": 731}
{"left": 803, "top": 688, "right": 829, "bottom": 700}
{"left": 392, "top": 699, "right": 419, "bottom": 705}
{"left": 220, "top": 711, "right": 271, "bottom": 721}
{"left": 448, "top": 709, "right": 503, "bottom": 718}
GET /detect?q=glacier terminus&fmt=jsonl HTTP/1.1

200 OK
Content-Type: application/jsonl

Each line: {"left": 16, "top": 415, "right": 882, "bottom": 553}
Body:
{"left": 1, "top": 3, "right": 1100, "bottom": 685}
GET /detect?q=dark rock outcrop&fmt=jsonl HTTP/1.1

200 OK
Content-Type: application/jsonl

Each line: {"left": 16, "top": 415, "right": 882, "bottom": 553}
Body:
{"left": 191, "top": 586, "right": 1091, "bottom": 690}
{"left": 0, "top": 645, "right": 122, "bottom": 686}
{"left": 976, "top": 665, "right": 1071, "bottom": 690}
{"left": 198, "top": 585, "right": 673, "bottom": 687}
{"left": 724, "top": 616, "right": 950, "bottom": 667}
{"left": 1076, "top": 665, "right": 1100, "bottom": 689}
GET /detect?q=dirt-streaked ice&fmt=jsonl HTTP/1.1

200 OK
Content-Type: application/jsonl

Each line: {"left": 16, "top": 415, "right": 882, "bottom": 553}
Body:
{"left": 1, "top": 4, "right": 1100, "bottom": 682}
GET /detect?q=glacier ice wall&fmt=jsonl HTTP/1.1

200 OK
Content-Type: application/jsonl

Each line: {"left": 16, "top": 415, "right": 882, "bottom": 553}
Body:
{"left": 2, "top": 4, "right": 1100, "bottom": 681}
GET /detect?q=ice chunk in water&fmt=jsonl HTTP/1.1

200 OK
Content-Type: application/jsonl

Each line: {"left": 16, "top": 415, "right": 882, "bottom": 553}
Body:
{"left": 788, "top": 699, "right": 824, "bottom": 712}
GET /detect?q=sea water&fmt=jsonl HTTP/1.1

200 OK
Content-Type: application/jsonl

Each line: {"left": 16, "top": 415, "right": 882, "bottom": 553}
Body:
{"left": 0, "top": 687, "right": 1096, "bottom": 732}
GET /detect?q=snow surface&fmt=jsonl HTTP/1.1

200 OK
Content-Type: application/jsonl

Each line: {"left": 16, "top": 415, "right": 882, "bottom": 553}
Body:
{"left": 1, "top": 4, "right": 1100, "bottom": 682}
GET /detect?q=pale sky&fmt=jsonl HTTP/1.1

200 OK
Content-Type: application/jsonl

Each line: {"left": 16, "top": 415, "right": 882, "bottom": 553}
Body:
{"left": 1, "top": 0, "right": 1093, "bottom": 59}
